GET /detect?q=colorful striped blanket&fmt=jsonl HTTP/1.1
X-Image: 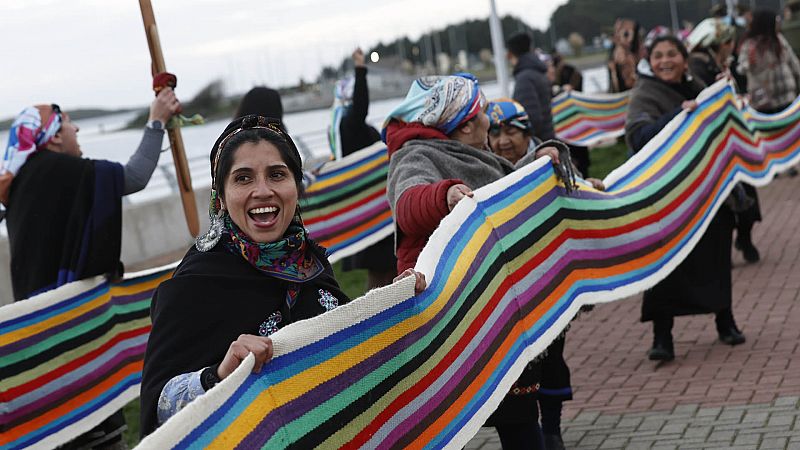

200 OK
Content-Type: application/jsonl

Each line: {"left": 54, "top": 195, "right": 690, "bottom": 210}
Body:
{"left": 301, "top": 141, "right": 393, "bottom": 262}
{"left": 136, "top": 81, "right": 800, "bottom": 448}
{"left": 0, "top": 266, "right": 174, "bottom": 450}
{"left": 552, "top": 90, "right": 630, "bottom": 147}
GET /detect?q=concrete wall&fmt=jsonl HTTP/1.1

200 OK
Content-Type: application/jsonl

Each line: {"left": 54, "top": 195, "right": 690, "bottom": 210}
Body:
{"left": 0, "top": 188, "right": 211, "bottom": 305}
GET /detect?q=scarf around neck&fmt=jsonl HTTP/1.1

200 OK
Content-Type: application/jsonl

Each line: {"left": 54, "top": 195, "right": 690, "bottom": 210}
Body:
{"left": 223, "top": 216, "right": 324, "bottom": 307}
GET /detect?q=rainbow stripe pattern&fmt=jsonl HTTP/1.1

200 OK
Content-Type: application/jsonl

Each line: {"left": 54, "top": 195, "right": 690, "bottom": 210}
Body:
{"left": 0, "top": 267, "right": 174, "bottom": 450}
{"left": 301, "top": 141, "right": 393, "bottom": 262}
{"left": 552, "top": 90, "right": 630, "bottom": 147}
{"left": 139, "top": 81, "right": 800, "bottom": 448}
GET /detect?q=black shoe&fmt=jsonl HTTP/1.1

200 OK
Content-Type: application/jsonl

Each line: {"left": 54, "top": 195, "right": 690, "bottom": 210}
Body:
{"left": 718, "top": 326, "right": 746, "bottom": 345}
{"left": 788, "top": 167, "right": 799, "bottom": 177}
{"left": 544, "top": 433, "right": 566, "bottom": 450}
{"left": 648, "top": 333, "right": 674, "bottom": 361}
{"left": 735, "top": 240, "right": 761, "bottom": 263}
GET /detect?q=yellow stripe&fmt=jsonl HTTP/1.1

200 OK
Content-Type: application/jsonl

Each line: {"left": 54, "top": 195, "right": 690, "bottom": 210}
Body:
{"left": 0, "top": 275, "right": 162, "bottom": 346}
{"left": 618, "top": 93, "right": 733, "bottom": 193}
{"left": 552, "top": 97, "right": 628, "bottom": 115}
{"left": 0, "top": 317, "right": 151, "bottom": 390}
{"left": 305, "top": 156, "right": 386, "bottom": 193}
{"left": 207, "top": 222, "right": 495, "bottom": 447}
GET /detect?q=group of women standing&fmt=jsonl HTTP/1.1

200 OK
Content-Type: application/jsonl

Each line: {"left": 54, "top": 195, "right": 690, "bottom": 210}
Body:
{"left": 5, "top": 9, "right": 795, "bottom": 450}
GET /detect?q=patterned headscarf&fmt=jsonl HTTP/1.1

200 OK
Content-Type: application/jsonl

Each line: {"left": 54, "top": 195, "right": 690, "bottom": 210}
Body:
{"left": 2, "top": 105, "right": 62, "bottom": 176}
{"left": 0, "top": 105, "right": 63, "bottom": 204}
{"left": 199, "top": 115, "right": 324, "bottom": 304}
{"left": 328, "top": 77, "right": 356, "bottom": 160}
{"left": 486, "top": 98, "right": 533, "bottom": 132}
{"left": 381, "top": 73, "right": 485, "bottom": 141}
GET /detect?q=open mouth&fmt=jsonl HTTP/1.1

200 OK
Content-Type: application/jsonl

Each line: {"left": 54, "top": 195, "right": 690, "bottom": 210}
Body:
{"left": 248, "top": 206, "right": 279, "bottom": 225}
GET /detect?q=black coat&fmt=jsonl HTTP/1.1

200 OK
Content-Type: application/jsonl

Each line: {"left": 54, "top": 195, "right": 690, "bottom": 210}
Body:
{"left": 140, "top": 237, "right": 349, "bottom": 436}
{"left": 339, "top": 66, "right": 396, "bottom": 272}
{"left": 6, "top": 151, "right": 123, "bottom": 301}
{"left": 512, "top": 53, "right": 555, "bottom": 142}
{"left": 626, "top": 71, "right": 736, "bottom": 321}
{"left": 339, "top": 66, "right": 382, "bottom": 157}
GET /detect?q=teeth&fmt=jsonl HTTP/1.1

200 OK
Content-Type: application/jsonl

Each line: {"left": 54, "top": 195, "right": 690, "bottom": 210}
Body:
{"left": 249, "top": 206, "right": 278, "bottom": 214}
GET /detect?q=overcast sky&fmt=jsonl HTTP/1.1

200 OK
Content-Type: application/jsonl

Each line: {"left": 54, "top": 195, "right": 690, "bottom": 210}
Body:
{"left": 0, "top": 0, "right": 566, "bottom": 118}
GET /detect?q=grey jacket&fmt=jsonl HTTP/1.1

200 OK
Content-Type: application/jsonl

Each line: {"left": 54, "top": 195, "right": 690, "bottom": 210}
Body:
{"left": 512, "top": 52, "right": 555, "bottom": 142}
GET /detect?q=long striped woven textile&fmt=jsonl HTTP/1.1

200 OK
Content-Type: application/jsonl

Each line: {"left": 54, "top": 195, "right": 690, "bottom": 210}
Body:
{"left": 301, "top": 141, "right": 393, "bottom": 262}
{"left": 138, "top": 81, "right": 800, "bottom": 448}
{"left": 552, "top": 89, "right": 630, "bottom": 147}
{"left": 0, "top": 266, "right": 174, "bottom": 450}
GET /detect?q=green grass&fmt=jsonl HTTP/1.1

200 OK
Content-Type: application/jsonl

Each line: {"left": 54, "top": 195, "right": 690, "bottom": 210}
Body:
{"left": 589, "top": 140, "right": 630, "bottom": 179}
{"left": 119, "top": 144, "right": 631, "bottom": 447}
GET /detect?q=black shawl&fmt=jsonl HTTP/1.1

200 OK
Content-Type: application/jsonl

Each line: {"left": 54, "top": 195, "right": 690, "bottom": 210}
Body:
{"left": 5, "top": 150, "right": 124, "bottom": 301}
{"left": 140, "top": 237, "right": 349, "bottom": 437}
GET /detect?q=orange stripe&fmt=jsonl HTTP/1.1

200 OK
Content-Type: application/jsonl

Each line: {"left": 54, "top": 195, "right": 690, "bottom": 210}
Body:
{"left": 1, "top": 361, "right": 142, "bottom": 444}
{"left": 318, "top": 209, "right": 393, "bottom": 247}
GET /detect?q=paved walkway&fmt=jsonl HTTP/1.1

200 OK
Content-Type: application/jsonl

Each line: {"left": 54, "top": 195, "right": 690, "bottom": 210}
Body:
{"left": 467, "top": 173, "right": 800, "bottom": 449}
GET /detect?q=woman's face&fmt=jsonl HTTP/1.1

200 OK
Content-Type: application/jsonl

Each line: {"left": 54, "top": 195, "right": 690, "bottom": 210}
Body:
{"left": 52, "top": 113, "right": 82, "bottom": 157}
{"left": 222, "top": 140, "right": 298, "bottom": 244}
{"left": 649, "top": 41, "right": 687, "bottom": 84}
{"left": 488, "top": 125, "right": 530, "bottom": 164}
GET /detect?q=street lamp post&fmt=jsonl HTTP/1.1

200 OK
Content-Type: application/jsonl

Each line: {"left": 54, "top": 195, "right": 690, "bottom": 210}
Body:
{"left": 669, "top": 0, "right": 680, "bottom": 33}
{"left": 489, "top": 0, "right": 510, "bottom": 97}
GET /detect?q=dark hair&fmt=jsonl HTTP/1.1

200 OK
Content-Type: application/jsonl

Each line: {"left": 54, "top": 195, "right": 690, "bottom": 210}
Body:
{"left": 234, "top": 87, "right": 284, "bottom": 123}
{"left": 212, "top": 118, "right": 304, "bottom": 201}
{"left": 506, "top": 33, "right": 532, "bottom": 57}
{"left": 745, "top": 9, "right": 782, "bottom": 59}
{"left": 647, "top": 35, "right": 689, "bottom": 62}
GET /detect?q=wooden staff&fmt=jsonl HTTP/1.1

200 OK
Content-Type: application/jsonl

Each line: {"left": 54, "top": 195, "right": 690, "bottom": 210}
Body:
{"left": 139, "top": 0, "right": 200, "bottom": 237}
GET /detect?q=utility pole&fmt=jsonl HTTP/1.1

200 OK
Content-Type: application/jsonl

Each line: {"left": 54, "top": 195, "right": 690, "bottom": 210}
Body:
{"left": 489, "top": 0, "right": 510, "bottom": 96}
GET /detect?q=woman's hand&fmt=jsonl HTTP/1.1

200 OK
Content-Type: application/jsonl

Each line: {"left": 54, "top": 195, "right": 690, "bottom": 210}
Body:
{"left": 353, "top": 48, "right": 366, "bottom": 68}
{"left": 534, "top": 145, "right": 561, "bottom": 165}
{"left": 681, "top": 100, "right": 698, "bottom": 112}
{"left": 149, "top": 87, "right": 181, "bottom": 124}
{"left": 586, "top": 177, "right": 606, "bottom": 191}
{"left": 394, "top": 269, "right": 427, "bottom": 294}
{"left": 447, "top": 183, "right": 474, "bottom": 211}
{"left": 217, "top": 334, "right": 273, "bottom": 380}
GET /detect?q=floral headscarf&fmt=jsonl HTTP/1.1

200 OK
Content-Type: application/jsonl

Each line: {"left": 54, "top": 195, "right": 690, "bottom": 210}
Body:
{"left": 0, "top": 105, "right": 62, "bottom": 205}
{"left": 381, "top": 73, "right": 485, "bottom": 141}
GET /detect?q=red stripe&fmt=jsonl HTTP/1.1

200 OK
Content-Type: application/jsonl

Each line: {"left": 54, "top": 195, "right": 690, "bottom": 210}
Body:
{"left": 346, "top": 128, "right": 745, "bottom": 446}
{"left": 304, "top": 187, "right": 386, "bottom": 225}
{"left": 2, "top": 326, "right": 150, "bottom": 399}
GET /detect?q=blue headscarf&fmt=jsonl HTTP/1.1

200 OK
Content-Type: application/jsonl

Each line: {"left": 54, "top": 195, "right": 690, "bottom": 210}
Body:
{"left": 381, "top": 73, "right": 484, "bottom": 141}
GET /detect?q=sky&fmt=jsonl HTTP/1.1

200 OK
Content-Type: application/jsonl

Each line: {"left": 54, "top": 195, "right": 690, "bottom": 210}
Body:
{"left": 0, "top": 0, "right": 566, "bottom": 118}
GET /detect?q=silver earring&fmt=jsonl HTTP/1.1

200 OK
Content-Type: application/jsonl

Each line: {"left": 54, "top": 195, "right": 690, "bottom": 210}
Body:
{"left": 195, "top": 209, "right": 225, "bottom": 252}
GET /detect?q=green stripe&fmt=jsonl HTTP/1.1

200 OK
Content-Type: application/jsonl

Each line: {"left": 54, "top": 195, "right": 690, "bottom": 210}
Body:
{"left": 301, "top": 168, "right": 387, "bottom": 209}
{"left": 0, "top": 299, "right": 150, "bottom": 369}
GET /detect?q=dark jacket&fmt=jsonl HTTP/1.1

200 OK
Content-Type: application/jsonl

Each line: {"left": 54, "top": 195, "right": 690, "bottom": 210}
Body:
{"left": 512, "top": 53, "right": 555, "bottom": 141}
{"left": 140, "top": 237, "right": 349, "bottom": 436}
{"left": 624, "top": 72, "right": 705, "bottom": 153}
{"left": 688, "top": 49, "right": 722, "bottom": 87}
{"left": 340, "top": 66, "right": 381, "bottom": 156}
{"left": 6, "top": 151, "right": 124, "bottom": 301}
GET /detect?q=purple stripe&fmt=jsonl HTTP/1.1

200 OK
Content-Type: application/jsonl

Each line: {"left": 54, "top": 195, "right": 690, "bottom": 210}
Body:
{"left": 1, "top": 342, "right": 146, "bottom": 424}
{"left": 558, "top": 119, "right": 626, "bottom": 139}
{"left": 0, "top": 290, "right": 150, "bottom": 355}
{"left": 306, "top": 162, "right": 388, "bottom": 197}
{"left": 306, "top": 202, "right": 389, "bottom": 239}
{"left": 238, "top": 223, "right": 502, "bottom": 445}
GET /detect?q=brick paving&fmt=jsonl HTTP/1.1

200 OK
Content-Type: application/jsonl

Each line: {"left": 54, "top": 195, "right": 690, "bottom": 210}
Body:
{"left": 467, "top": 173, "right": 800, "bottom": 449}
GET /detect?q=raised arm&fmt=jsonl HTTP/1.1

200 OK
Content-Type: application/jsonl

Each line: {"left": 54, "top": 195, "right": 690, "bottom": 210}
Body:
{"left": 122, "top": 88, "right": 180, "bottom": 195}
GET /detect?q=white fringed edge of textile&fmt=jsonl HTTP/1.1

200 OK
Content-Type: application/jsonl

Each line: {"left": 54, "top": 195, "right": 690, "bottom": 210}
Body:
{"left": 139, "top": 275, "right": 418, "bottom": 448}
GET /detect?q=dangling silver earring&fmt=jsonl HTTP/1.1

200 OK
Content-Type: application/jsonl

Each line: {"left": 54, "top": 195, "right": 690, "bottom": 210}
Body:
{"left": 196, "top": 209, "right": 225, "bottom": 252}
